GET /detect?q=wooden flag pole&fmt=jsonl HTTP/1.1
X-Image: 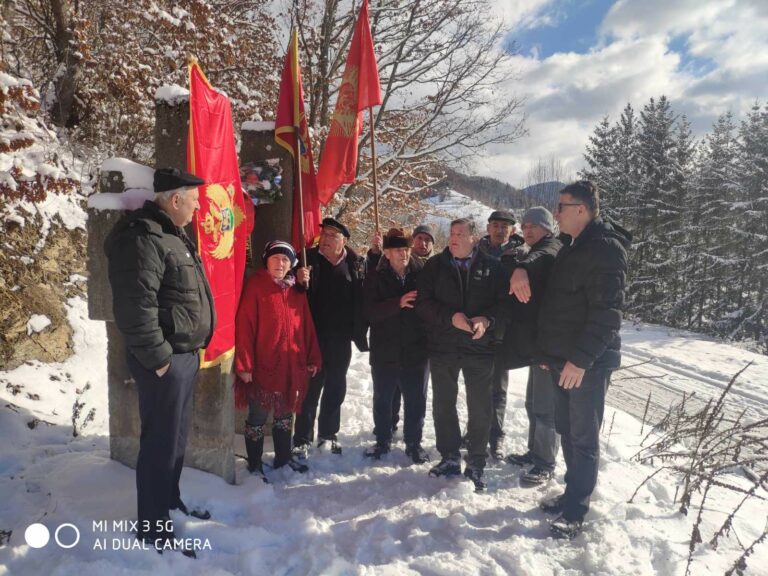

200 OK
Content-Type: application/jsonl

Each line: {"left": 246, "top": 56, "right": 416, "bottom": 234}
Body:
{"left": 369, "top": 106, "right": 380, "bottom": 233}
{"left": 294, "top": 125, "right": 307, "bottom": 266}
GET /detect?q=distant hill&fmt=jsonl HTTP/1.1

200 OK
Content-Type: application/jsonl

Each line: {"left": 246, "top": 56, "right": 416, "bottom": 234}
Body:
{"left": 521, "top": 181, "right": 565, "bottom": 209}
{"left": 430, "top": 169, "right": 564, "bottom": 213}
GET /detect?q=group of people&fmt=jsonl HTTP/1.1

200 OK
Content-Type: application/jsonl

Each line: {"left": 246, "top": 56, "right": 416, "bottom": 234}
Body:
{"left": 106, "top": 168, "right": 631, "bottom": 556}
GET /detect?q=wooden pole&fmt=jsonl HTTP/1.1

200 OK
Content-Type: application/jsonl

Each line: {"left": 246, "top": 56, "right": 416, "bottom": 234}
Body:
{"left": 369, "top": 106, "right": 380, "bottom": 233}
{"left": 294, "top": 125, "right": 307, "bottom": 266}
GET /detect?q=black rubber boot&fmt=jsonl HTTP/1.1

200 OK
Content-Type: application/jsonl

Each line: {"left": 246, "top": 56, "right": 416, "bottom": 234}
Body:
{"left": 245, "top": 422, "right": 265, "bottom": 475}
{"left": 273, "top": 415, "right": 308, "bottom": 473}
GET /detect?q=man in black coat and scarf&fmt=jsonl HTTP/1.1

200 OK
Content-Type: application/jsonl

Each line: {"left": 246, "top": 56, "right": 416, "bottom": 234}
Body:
{"left": 535, "top": 181, "right": 631, "bottom": 539}
{"left": 363, "top": 228, "right": 430, "bottom": 464}
{"left": 293, "top": 218, "right": 369, "bottom": 456}
{"left": 416, "top": 218, "right": 509, "bottom": 491}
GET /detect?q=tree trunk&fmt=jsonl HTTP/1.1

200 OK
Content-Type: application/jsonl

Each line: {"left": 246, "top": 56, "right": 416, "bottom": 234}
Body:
{"left": 48, "top": 0, "right": 82, "bottom": 127}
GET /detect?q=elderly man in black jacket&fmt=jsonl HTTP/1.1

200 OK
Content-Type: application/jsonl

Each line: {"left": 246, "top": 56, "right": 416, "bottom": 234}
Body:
{"left": 503, "top": 207, "right": 562, "bottom": 485}
{"left": 416, "top": 218, "right": 509, "bottom": 491}
{"left": 363, "top": 228, "right": 430, "bottom": 464}
{"left": 105, "top": 167, "right": 216, "bottom": 557}
{"left": 535, "top": 181, "right": 631, "bottom": 539}
{"left": 293, "top": 218, "right": 369, "bottom": 457}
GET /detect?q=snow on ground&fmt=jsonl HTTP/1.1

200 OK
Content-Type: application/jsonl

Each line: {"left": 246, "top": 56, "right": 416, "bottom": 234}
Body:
{"left": 1, "top": 299, "right": 767, "bottom": 575}
{"left": 422, "top": 190, "right": 522, "bottom": 238}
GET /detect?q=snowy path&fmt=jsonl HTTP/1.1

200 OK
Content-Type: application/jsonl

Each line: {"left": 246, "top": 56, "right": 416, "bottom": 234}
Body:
{"left": 1, "top": 302, "right": 767, "bottom": 575}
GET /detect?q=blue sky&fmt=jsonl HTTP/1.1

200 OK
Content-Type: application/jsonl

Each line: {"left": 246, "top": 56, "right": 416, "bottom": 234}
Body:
{"left": 483, "top": 0, "right": 768, "bottom": 186}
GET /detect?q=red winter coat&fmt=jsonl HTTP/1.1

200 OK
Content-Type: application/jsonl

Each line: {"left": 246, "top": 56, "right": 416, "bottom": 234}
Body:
{"left": 234, "top": 269, "right": 322, "bottom": 414}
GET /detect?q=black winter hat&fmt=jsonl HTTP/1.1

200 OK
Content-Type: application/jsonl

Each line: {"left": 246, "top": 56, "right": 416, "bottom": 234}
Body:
{"left": 383, "top": 228, "right": 412, "bottom": 249}
{"left": 262, "top": 240, "right": 298, "bottom": 267}
{"left": 488, "top": 210, "right": 516, "bottom": 224}
{"left": 153, "top": 167, "right": 205, "bottom": 193}
{"left": 320, "top": 217, "right": 350, "bottom": 238}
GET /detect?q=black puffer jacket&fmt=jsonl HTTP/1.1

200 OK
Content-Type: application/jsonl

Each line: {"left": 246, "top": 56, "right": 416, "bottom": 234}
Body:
{"left": 305, "top": 245, "right": 369, "bottom": 352}
{"left": 501, "top": 234, "right": 562, "bottom": 369}
{"left": 537, "top": 218, "right": 631, "bottom": 371}
{"left": 415, "top": 247, "right": 509, "bottom": 357}
{"left": 104, "top": 201, "right": 216, "bottom": 371}
{"left": 363, "top": 257, "right": 426, "bottom": 368}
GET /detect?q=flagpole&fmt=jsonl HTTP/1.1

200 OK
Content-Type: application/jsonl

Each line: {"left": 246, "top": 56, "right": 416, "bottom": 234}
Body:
{"left": 294, "top": 125, "right": 307, "bottom": 266}
{"left": 369, "top": 106, "right": 380, "bottom": 233}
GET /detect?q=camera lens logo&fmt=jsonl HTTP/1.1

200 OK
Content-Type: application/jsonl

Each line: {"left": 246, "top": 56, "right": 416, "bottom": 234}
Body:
{"left": 24, "top": 523, "right": 80, "bottom": 549}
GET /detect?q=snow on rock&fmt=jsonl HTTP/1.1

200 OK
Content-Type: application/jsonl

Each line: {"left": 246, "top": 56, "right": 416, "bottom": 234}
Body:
{"left": 154, "top": 84, "right": 190, "bottom": 104}
{"left": 26, "top": 314, "right": 51, "bottom": 335}
{"left": 100, "top": 158, "right": 154, "bottom": 191}
{"left": 242, "top": 120, "right": 276, "bottom": 132}
{"left": 1, "top": 311, "right": 767, "bottom": 575}
{"left": 87, "top": 189, "right": 154, "bottom": 211}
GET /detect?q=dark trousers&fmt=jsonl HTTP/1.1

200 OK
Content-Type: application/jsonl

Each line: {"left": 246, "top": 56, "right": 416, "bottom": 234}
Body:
{"left": 391, "top": 386, "right": 402, "bottom": 429}
{"left": 431, "top": 354, "right": 494, "bottom": 469}
{"left": 294, "top": 332, "right": 352, "bottom": 444}
{"left": 550, "top": 366, "right": 611, "bottom": 522}
{"left": 372, "top": 363, "right": 429, "bottom": 446}
{"left": 525, "top": 365, "right": 559, "bottom": 471}
{"left": 490, "top": 355, "right": 509, "bottom": 444}
{"left": 127, "top": 350, "right": 198, "bottom": 537}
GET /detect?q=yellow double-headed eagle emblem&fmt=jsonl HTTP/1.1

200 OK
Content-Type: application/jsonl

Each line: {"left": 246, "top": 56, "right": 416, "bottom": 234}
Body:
{"left": 201, "top": 183, "right": 245, "bottom": 259}
{"left": 329, "top": 66, "right": 360, "bottom": 138}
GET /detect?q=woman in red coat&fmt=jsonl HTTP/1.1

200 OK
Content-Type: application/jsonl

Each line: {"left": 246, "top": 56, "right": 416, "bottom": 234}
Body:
{"left": 235, "top": 240, "right": 322, "bottom": 477}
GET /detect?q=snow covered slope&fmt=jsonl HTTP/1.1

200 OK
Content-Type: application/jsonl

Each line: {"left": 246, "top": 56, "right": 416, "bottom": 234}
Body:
{"left": 0, "top": 297, "right": 766, "bottom": 575}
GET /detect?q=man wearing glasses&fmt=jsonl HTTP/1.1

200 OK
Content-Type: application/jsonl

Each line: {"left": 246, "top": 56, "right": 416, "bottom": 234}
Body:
{"left": 535, "top": 181, "right": 631, "bottom": 539}
{"left": 293, "top": 218, "right": 369, "bottom": 457}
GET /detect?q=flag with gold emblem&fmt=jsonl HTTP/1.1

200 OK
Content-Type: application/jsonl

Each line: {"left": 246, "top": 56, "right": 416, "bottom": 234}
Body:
{"left": 316, "top": 0, "right": 381, "bottom": 204}
{"left": 188, "top": 58, "right": 252, "bottom": 369}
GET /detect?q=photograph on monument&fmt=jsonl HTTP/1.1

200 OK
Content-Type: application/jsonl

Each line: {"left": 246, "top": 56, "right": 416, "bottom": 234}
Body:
{"left": 240, "top": 159, "right": 282, "bottom": 205}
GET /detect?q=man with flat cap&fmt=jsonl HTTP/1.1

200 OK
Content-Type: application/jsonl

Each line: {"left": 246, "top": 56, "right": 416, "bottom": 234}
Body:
{"left": 476, "top": 209, "right": 525, "bottom": 459}
{"left": 293, "top": 217, "right": 368, "bottom": 456}
{"left": 105, "top": 167, "right": 215, "bottom": 557}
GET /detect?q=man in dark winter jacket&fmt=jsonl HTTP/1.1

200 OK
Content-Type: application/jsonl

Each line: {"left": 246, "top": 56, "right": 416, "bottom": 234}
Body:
{"left": 535, "top": 181, "right": 631, "bottom": 539}
{"left": 416, "top": 218, "right": 509, "bottom": 491}
{"left": 502, "top": 207, "right": 563, "bottom": 486}
{"left": 365, "top": 222, "right": 436, "bottom": 435}
{"left": 363, "top": 228, "right": 430, "bottom": 464}
{"left": 293, "top": 217, "right": 369, "bottom": 456}
{"left": 476, "top": 210, "right": 525, "bottom": 459}
{"left": 104, "top": 167, "right": 216, "bottom": 557}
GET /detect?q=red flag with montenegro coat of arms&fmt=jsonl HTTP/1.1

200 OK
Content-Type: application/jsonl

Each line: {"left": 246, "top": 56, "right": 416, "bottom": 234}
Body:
{"left": 275, "top": 31, "right": 321, "bottom": 250}
{"left": 316, "top": 0, "right": 382, "bottom": 204}
{"left": 187, "top": 58, "right": 253, "bottom": 369}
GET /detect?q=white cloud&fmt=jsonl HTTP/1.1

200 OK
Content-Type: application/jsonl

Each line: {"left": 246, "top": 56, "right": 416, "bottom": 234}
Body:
{"left": 478, "top": 0, "right": 768, "bottom": 188}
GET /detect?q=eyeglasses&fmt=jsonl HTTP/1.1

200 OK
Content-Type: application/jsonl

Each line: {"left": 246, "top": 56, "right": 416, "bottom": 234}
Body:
{"left": 556, "top": 202, "right": 583, "bottom": 213}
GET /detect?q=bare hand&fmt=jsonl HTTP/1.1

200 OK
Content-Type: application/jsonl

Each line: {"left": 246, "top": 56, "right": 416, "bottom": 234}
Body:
{"left": 558, "top": 361, "right": 585, "bottom": 389}
{"left": 371, "top": 231, "right": 383, "bottom": 254}
{"left": 296, "top": 266, "right": 311, "bottom": 287}
{"left": 451, "top": 312, "right": 474, "bottom": 333}
{"left": 510, "top": 267, "right": 531, "bottom": 303}
{"left": 237, "top": 371, "right": 253, "bottom": 383}
{"left": 469, "top": 316, "right": 490, "bottom": 340}
{"left": 400, "top": 290, "right": 418, "bottom": 309}
{"left": 155, "top": 363, "right": 170, "bottom": 377}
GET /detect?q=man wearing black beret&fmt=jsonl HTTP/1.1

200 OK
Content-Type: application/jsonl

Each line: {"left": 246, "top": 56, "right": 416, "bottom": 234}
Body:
{"left": 104, "top": 167, "right": 215, "bottom": 557}
{"left": 293, "top": 217, "right": 369, "bottom": 457}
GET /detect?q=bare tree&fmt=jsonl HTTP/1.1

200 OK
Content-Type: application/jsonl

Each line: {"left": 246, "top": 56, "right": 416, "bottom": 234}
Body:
{"left": 294, "top": 0, "right": 527, "bottom": 220}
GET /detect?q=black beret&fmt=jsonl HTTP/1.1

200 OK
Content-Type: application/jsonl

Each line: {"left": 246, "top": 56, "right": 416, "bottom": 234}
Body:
{"left": 153, "top": 167, "right": 205, "bottom": 193}
{"left": 488, "top": 210, "right": 516, "bottom": 224}
{"left": 320, "top": 217, "right": 350, "bottom": 238}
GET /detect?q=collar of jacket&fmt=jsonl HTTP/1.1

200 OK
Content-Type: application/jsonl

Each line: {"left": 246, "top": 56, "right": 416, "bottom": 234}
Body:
{"left": 376, "top": 253, "right": 424, "bottom": 275}
{"left": 138, "top": 200, "right": 187, "bottom": 238}
{"left": 572, "top": 218, "right": 632, "bottom": 250}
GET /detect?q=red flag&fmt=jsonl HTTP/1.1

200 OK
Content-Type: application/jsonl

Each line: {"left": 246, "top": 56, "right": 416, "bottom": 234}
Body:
{"left": 275, "top": 30, "right": 321, "bottom": 251}
{"left": 187, "top": 59, "right": 252, "bottom": 369}
{"left": 316, "top": 0, "right": 382, "bottom": 205}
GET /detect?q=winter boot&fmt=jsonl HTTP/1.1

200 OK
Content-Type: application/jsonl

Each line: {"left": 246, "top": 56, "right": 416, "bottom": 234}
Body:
{"left": 550, "top": 513, "right": 583, "bottom": 539}
{"left": 489, "top": 437, "right": 505, "bottom": 460}
{"left": 428, "top": 458, "right": 462, "bottom": 478}
{"left": 245, "top": 422, "right": 266, "bottom": 477}
{"left": 405, "top": 443, "right": 430, "bottom": 464}
{"left": 318, "top": 436, "right": 342, "bottom": 455}
{"left": 539, "top": 493, "right": 566, "bottom": 514}
{"left": 520, "top": 466, "right": 554, "bottom": 486}
{"left": 505, "top": 451, "right": 533, "bottom": 467}
{"left": 171, "top": 498, "right": 211, "bottom": 520}
{"left": 273, "top": 415, "right": 309, "bottom": 473}
{"left": 364, "top": 442, "right": 391, "bottom": 460}
{"left": 463, "top": 465, "right": 487, "bottom": 492}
